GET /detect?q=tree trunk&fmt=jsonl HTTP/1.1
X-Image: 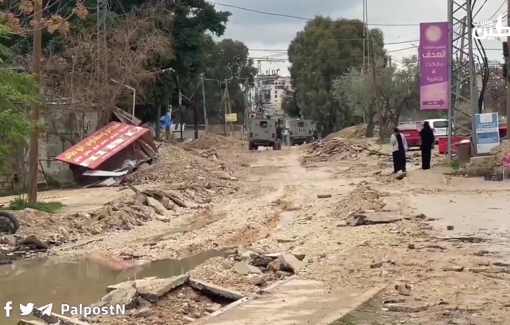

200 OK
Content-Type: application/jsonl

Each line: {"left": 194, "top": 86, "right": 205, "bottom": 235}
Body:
{"left": 365, "top": 109, "right": 376, "bottom": 137}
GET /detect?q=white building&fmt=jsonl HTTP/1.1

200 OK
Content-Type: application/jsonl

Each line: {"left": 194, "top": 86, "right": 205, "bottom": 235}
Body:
{"left": 249, "top": 74, "right": 292, "bottom": 116}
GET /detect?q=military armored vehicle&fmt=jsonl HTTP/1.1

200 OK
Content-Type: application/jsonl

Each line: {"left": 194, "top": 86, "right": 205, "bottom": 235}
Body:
{"left": 248, "top": 118, "right": 281, "bottom": 150}
{"left": 286, "top": 119, "right": 315, "bottom": 145}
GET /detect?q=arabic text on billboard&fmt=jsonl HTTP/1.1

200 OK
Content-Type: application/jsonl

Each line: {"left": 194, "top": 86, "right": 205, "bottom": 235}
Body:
{"left": 56, "top": 122, "right": 149, "bottom": 169}
{"left": 419, "top": 22, "right": 450, "bottom": 110}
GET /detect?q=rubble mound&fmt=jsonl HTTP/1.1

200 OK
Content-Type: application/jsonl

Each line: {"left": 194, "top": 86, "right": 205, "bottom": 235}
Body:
{"left": 303, "top": 137, "right": 387, "bottom": 163}
{"left": 11, "top": 188, "right": 190, "bottom": 245}
{"left": 336, "top": 185, "right": 385, "bottom": 218}
{"left": 185, "top": 133, "right": 242, "bottom": 150}
{"left": 131, "top": 144, "right": 242, "bottom": 196}
{"left": 325, "top": 125, "right": 366, "bottom": 141}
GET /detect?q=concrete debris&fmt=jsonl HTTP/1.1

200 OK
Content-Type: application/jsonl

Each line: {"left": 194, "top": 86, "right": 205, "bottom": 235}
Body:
{"left": 395, "top": 283, "right": 411, "bottom": 296}
{"left": 92, "top": 283, "right": 138, "bottom": 309}
{"left": 278, "top": 253, "right": 304, "bottom": 274}
{"left": 185, "top": 134, "right": 242, "bottom": 150}
{"left": 234, "top": 261, "right": 263, "bottom": 275}
{"left": 205, "top": 303, "right": 222, "bottom": 313}
{"left": 446, "top": 225, "right": 454, "bottom": 230}
{"left": 188, "top": 278, "right": 245, "bottom": 300}
{"left": 146, "top": 197, "right": 167, "bottom": 215}
{"left": 317, "top": 194, "right": 332, "bottom": 198}
{"left": 346, "top": 212, "right": 402, "bottom": 226}
{"left": 384, "top": 303, "right": 429, "bottom": 312}
{"left": 303, "top": 137, "right": 388, "bottom": 163}
{"left": 32, "top": 310, "right": 89, "bottom": 325}
{"left": 130, "top": 144, "right": 244, "bottom": 198}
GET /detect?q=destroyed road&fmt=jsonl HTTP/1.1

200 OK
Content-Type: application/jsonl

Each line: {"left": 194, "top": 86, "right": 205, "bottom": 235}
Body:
{"left": 2, "top": 134, "right": 510, "bottom": 324}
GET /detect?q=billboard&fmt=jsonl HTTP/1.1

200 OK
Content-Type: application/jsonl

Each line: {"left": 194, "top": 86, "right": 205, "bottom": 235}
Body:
{"left": 419, "top": 22, "right": 450, "bottom": 110}
{"left": 56, "top": 122, "right": 149, "bottom": 169}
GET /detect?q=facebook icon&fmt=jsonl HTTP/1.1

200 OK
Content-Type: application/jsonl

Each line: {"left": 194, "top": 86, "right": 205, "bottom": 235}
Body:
{"left": 4, "top": 301, "right": 12, "bottom": 317}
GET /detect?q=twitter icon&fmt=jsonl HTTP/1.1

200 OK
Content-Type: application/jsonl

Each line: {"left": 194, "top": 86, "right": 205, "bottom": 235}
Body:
{"left": 19, "top": 303, "right": 34, "bottom": 316}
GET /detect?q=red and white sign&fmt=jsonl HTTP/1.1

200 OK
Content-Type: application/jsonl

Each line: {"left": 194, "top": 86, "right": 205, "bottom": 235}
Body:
{"left": 56, "top": 122, "right": 149, "bottom": 169}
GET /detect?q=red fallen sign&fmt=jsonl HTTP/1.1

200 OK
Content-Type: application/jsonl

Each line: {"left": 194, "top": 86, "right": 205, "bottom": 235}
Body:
{"left": 55, "top": 122, "right": 149, "bottom": 169}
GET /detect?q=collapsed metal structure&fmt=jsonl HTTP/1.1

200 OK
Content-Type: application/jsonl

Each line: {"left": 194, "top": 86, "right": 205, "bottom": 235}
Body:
{"left": 448, "top": 0, "right": 478, "bottom": 160}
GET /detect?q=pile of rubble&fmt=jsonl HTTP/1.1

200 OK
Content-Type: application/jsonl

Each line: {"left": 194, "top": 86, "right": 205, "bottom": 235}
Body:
{"left": 0, "top": 188, "right": 193, "bottom": 261}
{"left": 185, "top": 133, "right": 243, "bottom": 150}
{"left": 303, "top": 137, "right": 388, "bottom": 163}
{"left": 335, "top": 185, "right": 386, "bottom": 218}
{"left": 324, "top": 125, "right": 367, "bottom": 141}
{"left": 191, "top": 245, "right": 304, "bottom": 294}
{"left": 131, "top": 144, "right": 242, "bottom": 196}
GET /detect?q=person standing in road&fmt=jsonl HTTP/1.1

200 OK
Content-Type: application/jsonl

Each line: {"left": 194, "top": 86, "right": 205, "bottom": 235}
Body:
{"left": 275, "top": 122, "right": 283, "bottom": 149}
{"left": 419, "top": 121, "right": 434, "bottom": 170}
{"left": 390, "top": 127, "right": 408, "bottom": 173}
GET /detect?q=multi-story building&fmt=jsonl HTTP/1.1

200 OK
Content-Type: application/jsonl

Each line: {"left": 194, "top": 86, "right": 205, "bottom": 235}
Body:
{"left": 248, "top": 74, "right": 292, "bottom": 116}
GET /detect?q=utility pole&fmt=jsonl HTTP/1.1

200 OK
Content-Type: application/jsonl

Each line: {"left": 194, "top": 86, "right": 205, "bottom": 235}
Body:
{"left": 369, "top": 38, "right": 382, "bottom": 141}
{"left": 201, "top": 74, "right": 208, "bottom": 133}
{"left": 244, "top": 78, "right": 249, "bottom": 139}
{"left": 27, "top": 0, "right": 43, "bottom": 203}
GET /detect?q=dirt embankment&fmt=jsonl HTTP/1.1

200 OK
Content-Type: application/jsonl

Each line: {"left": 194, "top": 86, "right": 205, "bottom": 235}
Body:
{"left": 303, "top": 137, "right": 388, "bottom": 163}
{"left": 184, "top": 133, "right": 245, "bottom": 150}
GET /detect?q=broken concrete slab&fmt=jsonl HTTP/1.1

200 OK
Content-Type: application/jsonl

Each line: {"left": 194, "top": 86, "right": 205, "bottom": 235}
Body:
{"left": 92, "top": 283, "right": 138, "bottom": 310}
{"left": 147, "top": 197, "right": 167, "bottom": 215}
{"left": 234, "top": 262, "right": 263, "bottom": 275}
{"left": 188, "top": 278, "right": 245, "bottom": 300}
{"left": 264, "top": 252, "right": 306, "bottom": 261}
{"left": 278, "top": 254, "right": 304, "bottom": 274}
{"left": 107, "top": 275, "right": 189, "bottom": 303}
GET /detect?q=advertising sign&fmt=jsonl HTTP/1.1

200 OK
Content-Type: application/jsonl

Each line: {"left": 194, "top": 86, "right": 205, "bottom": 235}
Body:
{"left": 419, "top": 22, "right": 450, "bottom": 110}
{"left": 474, "top": 112, "right": 500, "bottom": 154}
{"left": 56, "top": 122, "right": 149, "bottom": 169}
{"left": 225, "top": 113, "right": 237, "bottom": 122}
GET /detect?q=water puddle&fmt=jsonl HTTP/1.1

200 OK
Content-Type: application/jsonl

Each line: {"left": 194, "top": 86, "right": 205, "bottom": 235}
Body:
{"left": 0, "top": 249, "right": 226, "bottom": 324}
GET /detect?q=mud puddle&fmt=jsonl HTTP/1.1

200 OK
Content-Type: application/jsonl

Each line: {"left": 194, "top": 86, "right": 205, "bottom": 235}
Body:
{"left": 0, "top": 249, "right": 226, "bottom": 324}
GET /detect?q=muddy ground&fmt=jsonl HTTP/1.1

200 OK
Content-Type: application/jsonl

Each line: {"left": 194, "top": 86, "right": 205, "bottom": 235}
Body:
{"left": 3, "top": 134, "right": 510, "bottom": 324}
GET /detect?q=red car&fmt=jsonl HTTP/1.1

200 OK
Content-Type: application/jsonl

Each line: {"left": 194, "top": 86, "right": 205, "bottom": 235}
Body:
{"left": 398, "top": 123, "right": 422, "bottom": 149}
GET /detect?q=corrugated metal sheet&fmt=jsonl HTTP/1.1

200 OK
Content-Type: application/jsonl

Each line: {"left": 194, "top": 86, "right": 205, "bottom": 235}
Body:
{"left": 55, "top": 122, "right": 149, "bottom": 169}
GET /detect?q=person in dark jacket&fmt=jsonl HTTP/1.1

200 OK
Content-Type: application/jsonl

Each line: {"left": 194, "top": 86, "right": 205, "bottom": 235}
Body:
{"left": 390, "top": 128, "right": 408, "bottom": 173}
{"left": 419, "top": 121, "right": 434, "bottom": 170}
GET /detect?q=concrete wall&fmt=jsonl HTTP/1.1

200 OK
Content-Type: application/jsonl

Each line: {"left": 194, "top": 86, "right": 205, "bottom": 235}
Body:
{"left": 39, "top": 108, "right": 100, "bottom": 185}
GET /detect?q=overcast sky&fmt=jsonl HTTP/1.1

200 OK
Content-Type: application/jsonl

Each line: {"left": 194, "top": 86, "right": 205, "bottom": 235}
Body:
{"left": 211, "top": 0, "right": 507, "bottom": 75}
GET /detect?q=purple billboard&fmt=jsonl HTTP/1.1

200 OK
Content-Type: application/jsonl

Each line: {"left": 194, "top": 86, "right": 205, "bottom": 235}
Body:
{"left": 419, "top": 22, "right": 450, "bottom": 110}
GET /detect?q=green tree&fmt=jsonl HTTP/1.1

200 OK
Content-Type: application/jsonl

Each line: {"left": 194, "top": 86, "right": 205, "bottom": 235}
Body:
{"left": 281, "top": 90, "right": 300, "bottom": 117}
{"left": 0, "top": 24, "right": 37, "bottom": 173}
{"left": 198, "top": 37, "right": 257, "bottom": 124}
{"left": 288, "top": 16, "right": 384, "bottom": 135}
{"left": 333, "top": 55, "right": 419, "bottom": 137}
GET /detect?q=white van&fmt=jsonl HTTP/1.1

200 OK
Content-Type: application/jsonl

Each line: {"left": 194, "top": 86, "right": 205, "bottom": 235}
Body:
{"left": 423, "top": 119, "right": 453, "bottom": 142}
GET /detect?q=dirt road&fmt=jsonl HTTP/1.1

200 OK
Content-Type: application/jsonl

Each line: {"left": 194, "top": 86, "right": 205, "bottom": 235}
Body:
{"left": 5, "top": 139, "right": 510, "bottom": 324}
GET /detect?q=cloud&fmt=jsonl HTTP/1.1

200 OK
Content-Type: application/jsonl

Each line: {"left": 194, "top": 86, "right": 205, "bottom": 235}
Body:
{"left": 214, "top": 0, "right": 507, "bottom": 75}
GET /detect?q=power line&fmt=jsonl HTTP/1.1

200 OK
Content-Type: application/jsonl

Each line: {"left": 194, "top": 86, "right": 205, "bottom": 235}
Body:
{"left": 247, "top": 39, "right": 419, "bottom": 53}
{"left": 210, "top": 2, "right": 418, "bottom": 26}
{"left": 486, "top": 0, "right": 506, "bottom": 21}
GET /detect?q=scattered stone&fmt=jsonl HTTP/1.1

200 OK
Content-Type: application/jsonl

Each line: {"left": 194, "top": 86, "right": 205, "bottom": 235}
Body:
{"left": 370, "top": 262, "right": 383, "bottom": 269}
{"left": 407, "top": 243, "right": 415, "bottom": 249}
{"left": 474, "top": 250, "right": 489, "bottom": 256}
{"left": 493, "top": 261, "right": 510, "bottom": 267}
{"left": 160, "top": 197, "right": 175, "bottom": 210}
{"left": 211, "top": 171, "right": 232, "bottom": 180}
{"left": 131, "top": 307, "right": 152, "bottom": 317}
{"left": 247, "top": 275, "right": 266, "bottom": 286}
{"left": 446, "top": 225, "right": 454, "bottom": 230}
{"left": 317, "top": 194, "right": 332, "bottom": 198}
{"left": 275, "top": 237, "right": 297, "bottom": 243}
{"left": 278, "top": 253, "right": 304, "bottom": 274}
{"left": 146, "top": 197, "right": 167, "bottom": 215}
{"left": 182, "top": 315, "right": 196, "bottom": 323}
{"left": 0, "top": 235, "right": 16, "bottom": 245}
{"left": 264, "top": 252, "right": 306, "bottom": 261}
{"left": 17, "top": 235, "right": 48, "bottom": 250}
{"left": 443, "top": 266, "right": 464, "bottom": 272}
{"left": 267, "top": 260, "right": 284, "bottom": 272}
{"left": 395, "top": 284, "right": 411, "bottom": 296}
{"left": 251, "top": 255, "right": 273, "bottom": 267}
{"left": 234, "top": 262, "right": 263, "bottom": 275}
{"left": 346, "top": 212, "right": 402, "bottom": 226}
{"left": 205, "top": 303, "right": 222, "bottom": 313}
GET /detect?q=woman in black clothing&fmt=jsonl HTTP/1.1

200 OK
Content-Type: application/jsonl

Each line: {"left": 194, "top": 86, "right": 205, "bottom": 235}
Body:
{"left": 419, "top": 121, "right": 434, "bottom": 170}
